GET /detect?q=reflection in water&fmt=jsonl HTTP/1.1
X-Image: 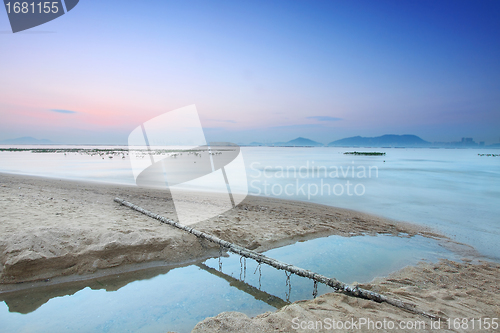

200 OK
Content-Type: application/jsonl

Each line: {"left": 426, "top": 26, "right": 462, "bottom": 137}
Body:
{"left": 239, "top": 256, "right": 246, "bottom": 281}
{"left": 285, "top": 271, "right": 292, "bottom": 302}
{"left": 0, "top": 234, "right": 465, "bottom": 333}
{"left": 197, "top": 263, "right": 289, "bottom": 309}
{"left": 1, "top": 259, "right": 292, "bottom": 316}
{"left": 0, "top": 264, "right": 186, "bottom": 314}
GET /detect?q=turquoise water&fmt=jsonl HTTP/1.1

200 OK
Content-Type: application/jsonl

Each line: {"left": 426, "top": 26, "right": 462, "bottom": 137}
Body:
{"left": 0, "top": 234, "right": 461, "bottom": 333}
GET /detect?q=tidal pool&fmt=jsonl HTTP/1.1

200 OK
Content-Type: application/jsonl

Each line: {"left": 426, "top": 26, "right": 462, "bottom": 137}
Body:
{"left": 0, "top": 234, "right": 464, "bottom": 333}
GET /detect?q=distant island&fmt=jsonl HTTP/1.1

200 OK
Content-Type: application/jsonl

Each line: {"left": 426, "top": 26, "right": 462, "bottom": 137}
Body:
{"left": 328, "top": 134, "right": 430, "bottom": 147}
{"left": 0, "top": 137, "right": 53, "bottom": 145}
{"left": 247, "top": 137, "right": 323, "bottom": 147}
{"left": 245, "top": 134, "right": 496, "bottom": 148}
{"left": 275, "top": 137, "right": 324, "bottom": 147}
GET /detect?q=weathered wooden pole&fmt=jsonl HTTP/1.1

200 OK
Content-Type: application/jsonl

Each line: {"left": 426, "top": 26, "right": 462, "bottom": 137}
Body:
{"left": 114, "top": 197, "right": 439, "bottom": 320}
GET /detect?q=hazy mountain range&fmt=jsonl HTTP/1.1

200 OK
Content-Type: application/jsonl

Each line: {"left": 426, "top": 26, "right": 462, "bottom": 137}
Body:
{"left": 328, "top": 134, "right": 430, "bottom": 147}
{"left": 247, "top": 135, "right": 429, "bottom": 147}
{"left": 0, "top": 135, "right": 496, "bottom": 148}
{"left": 0, "top": 137, "right": 54, "bottom": 145}
{"left": 247, "top": 135, "right": 495, "bottom": 148}
{"left": 255, "top": 137, "right": 325, "bottom": 147}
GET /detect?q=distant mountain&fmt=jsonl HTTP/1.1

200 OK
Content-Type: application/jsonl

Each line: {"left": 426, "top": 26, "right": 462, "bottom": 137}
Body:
{"left": 328, "top": 135, "right": 430, "bottom": 147}
{"left": 208, "top": 142, "right": 239, "bottom": 147}
{"left": 276, "top": 137, "right": 324, "bottom": 147}
{"left": 0, "top": 137, "right": 53, "bottom": 145}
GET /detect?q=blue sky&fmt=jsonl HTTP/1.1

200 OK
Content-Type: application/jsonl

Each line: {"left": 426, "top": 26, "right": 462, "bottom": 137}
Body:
{"left": 0, "top": 0, "right": 499, "bottom": 144}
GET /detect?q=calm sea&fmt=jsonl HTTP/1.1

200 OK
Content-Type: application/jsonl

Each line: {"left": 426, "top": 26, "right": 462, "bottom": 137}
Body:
{"left": 0, "top": 145, "right": 499, "bottom": 260}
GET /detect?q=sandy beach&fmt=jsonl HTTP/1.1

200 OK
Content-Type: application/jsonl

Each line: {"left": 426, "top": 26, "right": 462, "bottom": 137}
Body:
{"left": 193, "top": 259, "right": 500, "bottom": 332}
{"left": 1, "top": 172, "right": 498, "bottom": 332}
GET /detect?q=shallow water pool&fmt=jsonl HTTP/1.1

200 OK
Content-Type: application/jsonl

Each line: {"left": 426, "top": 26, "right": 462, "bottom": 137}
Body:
{"left": 0, "top": 234, "right": 463, "bottom": 333}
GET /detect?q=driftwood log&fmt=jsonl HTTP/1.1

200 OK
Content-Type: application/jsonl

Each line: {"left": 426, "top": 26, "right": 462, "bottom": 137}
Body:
{"left": 114, "top": 197, "right": 440, "bottom": 320}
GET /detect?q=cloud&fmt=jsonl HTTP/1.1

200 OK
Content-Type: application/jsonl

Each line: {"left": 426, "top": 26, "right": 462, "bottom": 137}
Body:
{"left": 50, "top": 109, "right": 78, "bottom": 114}
{"left": 306, "top": 116, "right": 342, "bottom": 122}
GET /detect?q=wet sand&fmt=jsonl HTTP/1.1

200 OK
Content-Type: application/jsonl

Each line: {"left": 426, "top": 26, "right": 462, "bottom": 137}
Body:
{"left": 0, "top": 172, "right": 443, "bottom": 286}
{"left": 193, "top": 259, "right": 500, "bottom": 332}
{"left": 0, "top": 172, "right": 497, "bottom": 332}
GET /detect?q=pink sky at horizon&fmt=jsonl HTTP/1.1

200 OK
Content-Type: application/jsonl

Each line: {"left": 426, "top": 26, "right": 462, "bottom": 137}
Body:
{"left": 1, "top": 0, "right": 499, "bottom": 144}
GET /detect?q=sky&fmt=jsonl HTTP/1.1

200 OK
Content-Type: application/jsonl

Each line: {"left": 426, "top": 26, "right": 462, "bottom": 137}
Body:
{"left": 1, "top": 0, "right": 499, "bottom": 145}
